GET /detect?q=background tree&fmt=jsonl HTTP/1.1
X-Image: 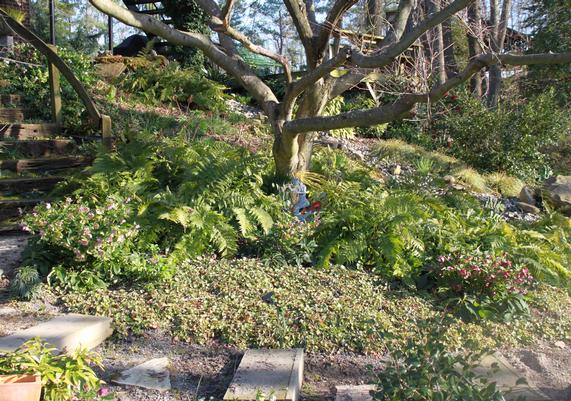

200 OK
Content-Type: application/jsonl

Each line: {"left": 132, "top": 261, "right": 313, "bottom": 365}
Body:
{"left": 524, "top": 0, "right": 571, "bottom": 104}
{"left": 88, "top": 0, "right": 571, "bottom": 178}
{"left": 30, "top": 0, "right": 106, "bottom": 53}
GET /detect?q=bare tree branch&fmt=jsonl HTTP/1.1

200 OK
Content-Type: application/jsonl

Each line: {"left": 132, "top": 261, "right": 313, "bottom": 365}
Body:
{"left": 88, "top": 0, "right": 278, "bottom": 112}
{"left": 220, "top": 0, "right": 236, "bottom": 26}
{"left": 282, "top": 47, "right": 352, "bottom": 118}
{"left": 211, "top": 17, "right": 293, "bottom": 83}
{"left": 315, "top": 0, "right": 359, "bottom": 59}
{"left": 192, "top": 0, "right": 292, "bottom": 82}
{"left": 351, "top": 0, "right": 474, "bottom": 68}
{"left": 283, "top": 51, "right": 571, "bottom": 134}
{"left": 379, "top": 0, "right": 416, "bottom": 47}
{"left": 283, "top": 0, "right": 316, "bottom": 65}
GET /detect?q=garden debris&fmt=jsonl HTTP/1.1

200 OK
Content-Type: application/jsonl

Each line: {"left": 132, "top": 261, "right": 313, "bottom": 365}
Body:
{"left": 224, "top": 349, "right": 304, "bottom": 401}
{"left": 112, "top": 357, "right": 171, "bottom": 392}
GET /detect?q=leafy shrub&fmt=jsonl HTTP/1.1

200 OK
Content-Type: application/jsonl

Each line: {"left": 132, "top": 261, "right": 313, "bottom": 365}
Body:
{"left": 433, "top": 253, "right": 534, "bottom": 321}
{"left": 0, "top": 43, "right": 97, "bottom": 129}
{"left": 308, "top": 175, "right": 570, "bottom": 285}
{"left": 433, "top": 90, "right": 568, "bottom": 181}
{"left": 0, "top": 339, "right": 109, "bottom": 401}
{"left": 117, "top": 60, "right": 228, "bottom": 111}
{"left": 23, "top": 133, "right": 282, "bottom": 290}
{"left": 373, "top": 327, "right": 524, "bottom": 401}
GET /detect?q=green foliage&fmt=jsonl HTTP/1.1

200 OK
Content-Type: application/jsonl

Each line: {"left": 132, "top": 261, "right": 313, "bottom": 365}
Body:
{"left": 30, "top": 0, "right": 106, "bottom": 54}
{"left": 60, "top": 257, "right": 571, "bottom": 352}
{"left": 433, "top": 91, "right": 569, "bottom": 181}
{"left": 373, "top": 327, "right": 522, "bottom": 401}
{"left": 307, "top": 147, "right": 571, "bottom": 285}
{"left": 23, "top": 133, "right": 282, "bottom": 290}
{"left": 9, "top": 266, "right": 41, "bottom": 300}
{"left": 323, "top": 96, "right": 356, "bottom": 138}
{"left": 117, "top": 61, "right": 229, "bottom": 111}
{"left": 432, "top": 253, "right": 534, "bottom": 322}
{"left": 0, "top": 43, "right": 97, "bottom": 129}
{"left": 0, "top": 339, "right": 108, "bottom": 401}
{"left": 524, "top": 0, "right": 571, "bottom": 105}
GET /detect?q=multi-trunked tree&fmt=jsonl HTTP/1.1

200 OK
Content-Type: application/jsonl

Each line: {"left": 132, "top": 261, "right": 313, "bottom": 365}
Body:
{"left": 89, "top": 0, "right": 571, "bottom": 178}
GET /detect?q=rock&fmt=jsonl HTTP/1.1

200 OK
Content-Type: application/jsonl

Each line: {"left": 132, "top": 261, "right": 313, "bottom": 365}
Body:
{"left": 515, "top": 201, "right": 541, "bottom": 214}
{"left": 519, "top": 186, "right": 537, "bottom": 205}
{"left": 474, "top": 353, "right": 550, "bottom": 401}
{"left": 95, "top": 63, "right": 127, "bottom": 79}
{"left": 335, "top": 385, "right": 376, "bottom": 401}
{"left": 113, "top": 357, "right": 171, "bottom": 392}
{"left": 554, "top": 341, "right": 566, "bottom": 349}
{"left": 0, "top": 307, "right": 18, "bottom": 316}
{"left": 443, "top": 175, "right": 456, "bottom": 184}
{"left": 391, "top": 165, "right": 401, "bottom": 175}
{"left": 543, "top": 175, "right": 571, "bottom": 216}
{"left": 451, "top": 184, "right": 465, "bottom": 191}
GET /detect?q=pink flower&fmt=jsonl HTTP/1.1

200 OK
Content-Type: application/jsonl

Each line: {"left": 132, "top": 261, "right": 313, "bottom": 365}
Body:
{"left": 98, "top": 386, "right": 110, "bottom": 396}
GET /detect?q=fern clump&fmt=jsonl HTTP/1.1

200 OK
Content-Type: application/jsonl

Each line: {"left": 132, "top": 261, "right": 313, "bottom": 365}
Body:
{"left": 23, "top": 132, "right": 285, "bottom": 290}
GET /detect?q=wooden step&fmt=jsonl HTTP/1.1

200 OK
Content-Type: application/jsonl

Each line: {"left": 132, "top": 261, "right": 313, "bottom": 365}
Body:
{"left": 0, "top": 156, "right": 92, "bottom": 173}
{"left": 0, "top": 198, "right": 43, "bottom": 220}
{"left": 0, "top": 108, "right": 29, "bottom": 123}
{"left": 0, "top": 176, "right": 64, "bottom": 194}
{"left": 0, "top": 139, "right": 76, "bottom": 157}
{"left": 0, "top": 123, "right": 61, "bottom": 139}
{"left": 0, "top": 94, "right": 22, "bottom": 106}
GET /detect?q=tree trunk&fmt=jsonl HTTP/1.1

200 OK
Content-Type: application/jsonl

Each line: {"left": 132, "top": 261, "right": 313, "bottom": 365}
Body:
{"left": 272, "top": 83, "right": 329, "bottom": 177}
{"left": 442, "top": 19, "right": 458, "bottom": 77}
{"left": 366, "top": 0, "right": 385, "bottom": 36}
{"left": 487, "top": 0, "right": 512, "bottom": 108}
{"left": 467, "top": 0, "right": 483, "bottom": 96}
{"left": 426, "top": 0, "right": 447, "bottom": 85}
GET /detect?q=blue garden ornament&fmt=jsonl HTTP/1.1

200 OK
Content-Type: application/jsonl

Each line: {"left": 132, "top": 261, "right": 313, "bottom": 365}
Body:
{"left": 290, "top": 178, "right": 312, "bottom": 221}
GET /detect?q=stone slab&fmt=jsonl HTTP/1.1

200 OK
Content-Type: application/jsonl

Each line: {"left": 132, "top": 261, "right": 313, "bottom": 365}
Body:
{"left": 475, "top": 354, "right": 551, "bottom": 401}
{"left": 112, "top": 357, "right": 171, "bottom": 392}
{"left": 0, "top": 313, "right": 113, "bottom": 353}
{"left": 224, "top": 349, "right": 304, "bottom": 401}
{"left": 335, "top": 385, "right": 376, "bottom": 401}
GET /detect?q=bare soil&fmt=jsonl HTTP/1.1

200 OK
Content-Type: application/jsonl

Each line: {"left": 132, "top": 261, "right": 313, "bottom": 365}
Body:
{"left": 0, "top": 234, "right": 569, "bottom": 401}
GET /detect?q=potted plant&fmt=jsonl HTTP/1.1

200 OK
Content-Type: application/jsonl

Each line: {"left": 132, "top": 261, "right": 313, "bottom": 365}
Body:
{"left": 0, "top": 374, "right": 42, "bottom": 401}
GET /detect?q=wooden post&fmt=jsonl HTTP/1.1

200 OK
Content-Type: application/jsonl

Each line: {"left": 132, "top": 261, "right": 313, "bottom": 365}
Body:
{"left": 108, "top": 16, "right": 113, "bottom": 51}
{"left": 49, "top": 0, "right": 56, "bottom": 45}
{"left": 47, "top": 44, "right": 62, "bottom": 126}
{"left": 101, "top": 115, "right": 112, "bottom": 150}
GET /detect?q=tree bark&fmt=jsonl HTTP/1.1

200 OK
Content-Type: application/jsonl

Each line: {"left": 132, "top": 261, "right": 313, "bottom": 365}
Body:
{"left": 467, "top": 0, "right": 483, "bottom": 96}
{"left": 442, "top": 18, "right": 458, "bottom": 77}
{"left": 487, "top": 0, "right": 512, "bottom": 108}
{"left": 427, "top": 0, "right": 447, "bottom": 85}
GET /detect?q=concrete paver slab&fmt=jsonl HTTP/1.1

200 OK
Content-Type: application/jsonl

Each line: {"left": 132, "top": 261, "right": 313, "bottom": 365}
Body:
{"left": 0, "top": 313, "right": 113, "bottom": 353}
{"left": 224, "top": 349, "right": 304, "bottom": 401}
